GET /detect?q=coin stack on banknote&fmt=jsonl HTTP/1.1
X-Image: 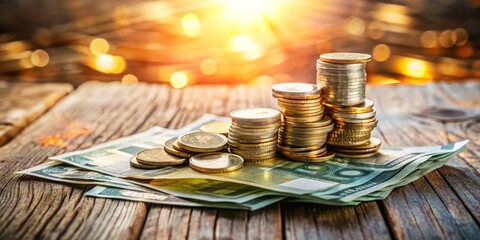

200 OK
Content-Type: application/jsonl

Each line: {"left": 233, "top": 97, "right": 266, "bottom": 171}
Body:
{"left": 272, "top": 83, "right": 336, "bottom": 162}
{"left": 316, "top": 52, "right": 381, "bottom": 158}
{"left": 130, "top": 131, "right": 229, "bottom": 169}
{"left": 228, "top": 108, "right": 281, "bottom": 162}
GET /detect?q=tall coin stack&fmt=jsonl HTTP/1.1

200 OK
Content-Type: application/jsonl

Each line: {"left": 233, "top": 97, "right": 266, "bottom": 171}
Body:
{"left": 228, "top": 108, "right": 280, "bottom": 162}
{"left": 316, "top": 53, "right": 381, "bottom": 158}
{"left": 272, "top": 83, "right": 336, "bottom": 162}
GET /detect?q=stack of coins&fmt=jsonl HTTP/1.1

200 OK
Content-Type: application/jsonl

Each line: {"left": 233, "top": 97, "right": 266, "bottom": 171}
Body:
{"left": 316, "top": 52, "right": 370, "bottom": 106}
{"left": 228, "top": 108, "right": 280, "bottom": 162}
{"left": 316, "top": 52, "right": 381, "bottom": 158}
{"left": 131, "top": 131, "right": 229, "bottom": 169}
{"left": 272, "top": 83, "right": 336, "bottom": 162}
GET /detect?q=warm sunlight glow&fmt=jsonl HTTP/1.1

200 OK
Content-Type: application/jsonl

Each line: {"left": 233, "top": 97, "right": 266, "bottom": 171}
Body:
{"left": 224, "top": 0, "right": 274, "bottom": 19}
{"left": 90, "top": 38, "right": 110, "bottom": 55}
{"left": 405, "top": 59, "right": 430, "bottom": 78}
{"left": 170, "top": 71, "right": 189, "bottom": 88}
{"left": 92, "top": 54, "right": 126, "bottom": 74}
{"left": 229, "top": 35, "right": 264, "bottom": 60}
{"left": 200, "top": 59, "right": 217, "bottom": 75}
{"left": 182, "top": 13, "right": 200, "bottom": 37}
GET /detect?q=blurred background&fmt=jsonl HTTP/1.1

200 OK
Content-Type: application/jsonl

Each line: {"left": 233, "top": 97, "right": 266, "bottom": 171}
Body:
{"left": 0, "top": 0, "right": 479, "bottom": 88}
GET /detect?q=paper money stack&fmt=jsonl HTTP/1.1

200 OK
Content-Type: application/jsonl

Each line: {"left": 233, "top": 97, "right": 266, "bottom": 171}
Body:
{"left": 272, "top": 83, "right": 336, "bottom": 162}
{"left": 228, "top": 108, "right": 281, "bottom": 162}
{"left": 316, "top": 53, "right": 381, "bottom": 158}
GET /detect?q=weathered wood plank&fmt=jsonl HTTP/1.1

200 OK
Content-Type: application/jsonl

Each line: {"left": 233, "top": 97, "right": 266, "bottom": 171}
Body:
{"left": 0, "top": 81, "right": 73, "bottom": 146}
{"left": 368, "top": 82, "right": 480, "bottom": 239}
{"left": 0, "top": 81, "right": 478, "bottom": 240}
{"left": 0, "top": 82, "right": 177, "bottom": 239}
{"left": 140, "top": 85, "right": 284, "bottom": 240}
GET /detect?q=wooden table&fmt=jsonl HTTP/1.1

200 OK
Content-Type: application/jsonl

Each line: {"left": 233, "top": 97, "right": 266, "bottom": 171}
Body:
{"left": 0, "top": 81, "right": 479, "bottom": 239}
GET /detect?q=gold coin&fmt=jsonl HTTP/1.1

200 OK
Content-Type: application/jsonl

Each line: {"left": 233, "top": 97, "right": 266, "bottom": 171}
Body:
{"left": 283, "top": 115, "right": 324, "bottom": 123}
{"left": 200, "top": 121, "right": 231, "bottom": 136}
{"left": 230, "top": 149, "right": 276, "bottom": 159}
{"left": 285, "top": 151, "right": 336, "bottom": 163}
{"left": 164, "top": 138, "right": 194, "bottom": 158}
{"left": 319, "top": 52, "right": 372, "bottom": 64}
{"left": 228, "top": 128, "right": 278, "bottom": 138}
{"left": 136, "top": 148, "right": 186, "bottom": 166}
{"left": 228, "top": 139, "right": 278, "bottom": 148}
{"left": 339, "top": 137, "right": 382, "bottom": 150}
{"left": 228, "top": 146, "right": 277, "bottom": 155}
{"left": 228, "top": 135, "right": 277, "bottom": 144}
{"left": 231, "top": 122, "right": 280, "bottom": 130}
{"left": 277, "top": 98, "right": 322, "bottom": 104}
{"left": 177, "top": 132, "right": 228, "bottom": 153}
{"left": 335, "top": 152, "right": 378, "bottom": 159}
{"left": 327, "top": 139, "right": 370, "bottom": 147}
{"left": 277, "top": 144, "right": 323, "bottom": 152}
{"left": 230, "top": 108, "right": 281, "bottom": 124}
{"left": 189, "top": 153, "right": 244, "bottom": 173}
{"left": 324, "top": 99, "right": 374, "bottom": 114}
{"left": 129, "top": 156, "right": 160, "bottom": 169}
{"left": 331, "top": 109, "right": 376, "bottom": 120}
{"left": 333, "top": 147, "right": 379, "bottom": 154}
{"left": 281, "top": 145, "right": 327, "bottom": 157}
{"left": 272, "top": 82, "right": 321, "bottom": 99}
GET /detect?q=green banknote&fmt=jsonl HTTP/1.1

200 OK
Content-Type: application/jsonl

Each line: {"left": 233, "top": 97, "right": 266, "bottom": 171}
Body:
{"left": 86, "top": 186, "right": 284, "bottom": 211}
{"left": 50, "top": 115, "right": 468, "bottom": 197}
{"left": 17, "top": 161, "right": 277, "bottom": 204}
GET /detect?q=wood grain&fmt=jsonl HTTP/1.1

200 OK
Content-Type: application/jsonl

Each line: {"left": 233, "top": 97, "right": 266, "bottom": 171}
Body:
{"left": 0, "top": 81, "right": 478, "bottom": 239}
{"left": 0, "top": 81, "right": 73, "bottom": 146}
{"left": 368, "top": 82, "right": 480, "bottom": 239}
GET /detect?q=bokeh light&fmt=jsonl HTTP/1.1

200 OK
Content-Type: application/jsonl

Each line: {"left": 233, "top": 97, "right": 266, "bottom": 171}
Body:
{"left": 420, "top": 31, "right": 437, "bottom": 48}
{"left": 122, "top": 74, "right": 139, "bottom": 84}
{"left": 182, "top": 13, "right": 200, "bottom": 37}
{"left": 347, "top": 18, "right": 365, "bottom": 36}
{"left": 200, "top": 59, "right": 217, "bottom": 75}
{"left": 90, "top": 38, "right": 110, "bottom": 55}
{"left": 372, "top": 44, "right": 390, "bottom": 62}
{"left": 92, "top": 54, "right": 126, "bottom": 74}
{"left": 30, "top": 49, "right": 49, "bottom": 67}
{"left": 170, "top": 71, "right": 188, "bottom": 88}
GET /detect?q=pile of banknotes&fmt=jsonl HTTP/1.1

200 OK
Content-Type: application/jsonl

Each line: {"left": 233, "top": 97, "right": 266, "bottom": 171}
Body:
{"left": 18, "top": 114, "right": 468, "bottom": 210}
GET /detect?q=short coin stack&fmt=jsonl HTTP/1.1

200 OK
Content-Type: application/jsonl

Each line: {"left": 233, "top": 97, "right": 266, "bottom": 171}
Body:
{"left": 130, "top": 131, "right": 233, "bottom": 170}
{"left": 228, "top": 108, "right": 281, "bottom": 162}
{"left": 316, "top": 52, "right": 381, "bottom": 158}
{"left": 272, "top": 83, "right": 336, "bottom": 162}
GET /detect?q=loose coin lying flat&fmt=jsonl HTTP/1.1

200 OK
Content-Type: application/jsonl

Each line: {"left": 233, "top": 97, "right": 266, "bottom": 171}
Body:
{"left": 129, "top": 156, "right": 160, "bottom": 169}
{"left": 177, "top": 132, "right": 228, "bottom": 153}
{"left": 136, "top": 148, "right": 186, "bottom": 166}
{"left": 319, "top": 52, "right": 372, "bottom": 64}
{"left": 200, "top": 121, "right": 231, "bottom": 136}
{"left": 189, "top": 153, "right": 244, "bottom": 173}
{"left": 164, "top": 138, "right": 194, "bottom": 158}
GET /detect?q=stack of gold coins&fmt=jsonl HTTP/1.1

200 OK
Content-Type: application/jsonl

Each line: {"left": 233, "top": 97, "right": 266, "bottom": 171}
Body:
{"left": 272, "top": 82, "right": 336, "bottom": 162}
{"left": 316, "top": 52, "right": 381, "bottom": 157}
{"left": 228, "top": 108, "right": 280, "bottom": 162}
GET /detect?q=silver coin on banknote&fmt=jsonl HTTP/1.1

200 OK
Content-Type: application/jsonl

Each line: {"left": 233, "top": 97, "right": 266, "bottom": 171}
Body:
{"left": 177, "top": 132, "right": 227, "bottom": 153}
{"left": 189, "top": 152, "right": 244, "bottom": 173}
